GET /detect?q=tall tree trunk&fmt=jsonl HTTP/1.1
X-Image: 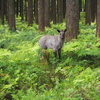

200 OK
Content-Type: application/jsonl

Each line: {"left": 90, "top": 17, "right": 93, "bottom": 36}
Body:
{"left": 16, "top": 0, "right": 19, "bottom": 17}
{"left": 4, "top": 0, "right": 7, "bottom": 21}
{"left": 0, "top": 0, "right": 1, "bottom": 19}
{"left": 51, "top": 0, "right": 56, "bottom": 24}
{"left": 8, "top": 0, "right": 16, "bottom": 31}
{"left": 66, "top": 0, "right": 79, "bottom": 42}
{"left": 1, "top": 0, "right": 4, "bottom": 25}
{"left": 85, "top": 0, "right": 91, "bottom": 25}
{"left": 79, "top": 0, "right": 82, "bottom": 12}
{"left": 44, "top": 0, "right": 50, "bottom": 27}
{"left": 63, "top": 0, "right": 66, "bottom": 19}
{"left": 27, "top": 0, "right": 33, "bottom": 26}
{"left": 20, "top": 0, "right": 24, "bottom": 21}
{"left": 58, "top": 0, "right": 63, "bottom": 23}
{"left": 91, "top": 0, "right": 97, "bottom": 22}
{"left": 5, "top": 0, "right": 8, "bottom": 21}
{"left": 34, "top": 0, "right": 38, "bottom": 24}
{"left": 25, "top": 0, "right": 27, "bottom": 21}
{"left": 96, "top": 0, "right": 100, "bottom": 37}
{"left": 79, "top": 0, "right": 82, "bottom": 19}
{"left": 38, "top": 0, "right": 44, "bottom": 31}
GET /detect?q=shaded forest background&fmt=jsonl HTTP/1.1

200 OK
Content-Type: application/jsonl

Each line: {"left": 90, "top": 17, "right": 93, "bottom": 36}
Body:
{"left": 0, "top": 0, "right": 100, "bottom": 40}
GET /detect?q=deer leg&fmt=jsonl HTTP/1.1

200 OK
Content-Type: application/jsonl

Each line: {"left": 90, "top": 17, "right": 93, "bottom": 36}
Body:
{"left": 53, "top": 49, "right": 57, "bottom": 57}
{"left": 58, "top": 48, "right": 61, "bottom": 59}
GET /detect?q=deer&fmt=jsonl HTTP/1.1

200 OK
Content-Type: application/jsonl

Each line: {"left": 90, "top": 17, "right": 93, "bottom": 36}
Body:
{"left": 38, "top": 29, "right": 67, "bottom": 58}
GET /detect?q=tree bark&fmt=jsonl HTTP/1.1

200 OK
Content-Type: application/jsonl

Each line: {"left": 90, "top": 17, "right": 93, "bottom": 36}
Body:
{"left": 96, "top": 0, "right": 100, "bottom": 37}
{"left": 25, "top": 0, "right": 27, "bottom": 21}
{"left": 16, "top": 0, "right": 19, "bottom": 17}
{"left": 44, "top": 0, "right": 50, "bottom": 27}
{"left": 20, "top": 0, "right": 24, "bottom": 21}
{"left": 38, "top": 0, "right": 44, "bottom": 31}
{"left": 1, "top": 0, "right": 5, "bottom": 25}
{"left": 51, "top": 0, "right": 56, "bottom": 24}
{"left": 63, "top": 0, "right": 66, "bottom": 19}
{"left": 34, "top": 0, "right": 38, "bottom": 24}
{"left": 85, "top": 0, "right": 91, "bottom": 25}
{"left": 27, "top": 0, "right": 33, "bottom": 26}
{"left": 58, "top": 0, "right": 63, "bottom": 23}
{"left": 5, "top": 0, "right": 8, "bottom": 21}
{"left": 79, "top": 0, "right": 82, "bottom": 19}
{"left": 0, "top": 0, "right": 1, "bottom": 19}
{"left": 8, "top": 0, "right": 16, "bottom": 31}
{"left": 66, "top": 0, "right": 79, "bottom": 42}
{"left": 91, "top": 0, "right": 97, "bottom": 22}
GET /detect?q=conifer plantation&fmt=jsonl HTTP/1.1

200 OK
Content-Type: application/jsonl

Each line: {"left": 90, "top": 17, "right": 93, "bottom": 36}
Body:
{"left": 0, "top": 0, "right": 100, "bottom": 100}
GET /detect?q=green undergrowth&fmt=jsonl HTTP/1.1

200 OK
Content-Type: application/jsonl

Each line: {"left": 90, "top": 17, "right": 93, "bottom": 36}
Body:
{"left": 0, "top": 21, "right": 100, "bottom": 100}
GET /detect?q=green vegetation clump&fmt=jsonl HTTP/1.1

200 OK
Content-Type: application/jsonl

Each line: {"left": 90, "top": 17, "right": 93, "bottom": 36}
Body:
{"left": 0, "top": 21, "right": 100, "bottom": 100}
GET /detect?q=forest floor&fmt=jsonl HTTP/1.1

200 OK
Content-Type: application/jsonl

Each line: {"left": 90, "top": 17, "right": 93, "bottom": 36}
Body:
{"left": 0, "top": 21, "right": 100, "bottom": 100}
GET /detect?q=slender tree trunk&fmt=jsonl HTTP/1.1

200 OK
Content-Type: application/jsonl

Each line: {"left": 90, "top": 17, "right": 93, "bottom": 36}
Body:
{"left": 1, "top": 0, "right": 4, "bottom": 25}
{"left": 4, "top": 0, "right": 8, "bottom": 21}
{"left": 91, "top": 0, "right": 97, "bottom": 22}
{"left": 79, "top": 0, "right": 82, "bottom": 12}
{"left": 79, "top": 0, "right": 82, "bottom": 19}
{"left": 58, "top": 0, "right": 63, "bottom": 23}
{"left": 44, "top": 0, "right": 50, "bottom": 27}
{"left": 38, "top": 0, "right": 44, "bottom": 31}
{"left": 66, "top": 0, "right": 79, "bottom": 42}
{"left": 85, "top": 0, "right": 91, "bottom": 25}
{"left": 5, "top": 0, "right": 8, "bottom": 21}
{"left": 0, "top": 0, "right": 1, "bottom": 19}
{"left": 16, "top": 0, "right": 19, "bottom": 17}
{"left": 27, "top": 0, "right": 33, "bottom": 26}
{"left": 20, "top": 0, "right": 24, "bottom": 21}
{"left": 34, "top": 0, "right": 38, "bottom": 24}
{"left": 63, "top": 0, "right": 66, "bottom": 19}
{"left": 8, "top": 0, "right": 16, "bottom": 31}
{"left": 25, "top": 0, "right": 27, "bottom": 21}
{"left": 51, "top": 0, "right": 56, "bottom": 24}
{"left": 96, "top": 0, "right": 100, "bottom": 37}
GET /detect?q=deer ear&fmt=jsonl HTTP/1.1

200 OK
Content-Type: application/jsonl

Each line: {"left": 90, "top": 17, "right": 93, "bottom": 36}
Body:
{"left": 64, "top": 29, "right": 67, "bottom": 32}
{"left": 57, "top": 30, "right": 60, "bottom": 32}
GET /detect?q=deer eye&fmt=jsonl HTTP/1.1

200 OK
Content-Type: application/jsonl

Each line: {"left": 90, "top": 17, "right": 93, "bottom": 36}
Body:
{"left": 60, "top": 33, "right": 62, "bottom": 35}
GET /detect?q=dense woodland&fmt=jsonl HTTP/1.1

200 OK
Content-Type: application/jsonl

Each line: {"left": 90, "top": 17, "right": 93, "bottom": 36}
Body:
{"left": 0, "top": 0, "right": 100, "bottom": 39}
{"left": 0, "top": 0, "right": 100, "bottom": 100}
